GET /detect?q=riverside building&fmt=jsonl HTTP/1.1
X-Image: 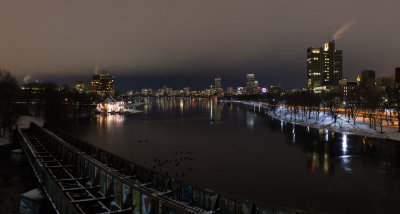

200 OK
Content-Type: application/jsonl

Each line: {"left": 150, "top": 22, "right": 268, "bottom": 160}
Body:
{"left": 307, "top": 40, "right": 343, "bottom": 93}
{"left": 89, "top": 71, "right": 115, "bottom": 96}
{"left": 246, "top": 74, "right": 256, "bottom": 94}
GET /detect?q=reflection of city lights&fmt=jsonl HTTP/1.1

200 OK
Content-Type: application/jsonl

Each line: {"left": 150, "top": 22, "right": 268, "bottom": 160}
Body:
{"left": 342, "top": 134, "right": 348, "bottom": 154}
{"left": 97, "top": 114, "right": 125, "bottom": 131}
{"left": 280, "top": 120, "right": 283, "bottom": 132}
{"left": 325, "top": 129, "right": 329, "bottom": 141}
{"left": 180, "top": 99, "right": 184, "bottom": 113}
{"left": 246, "top": 111, "right": 255, "bottom": 129}
{"left": 210, "top": 100, "right": 213, "bottom": 121}
{"left": 307, "top": 126, "right": 310, "bottom": 133}
{"left": 292, "top": 124, "right": 295, "bottom": 143}
{"left": 342, "top": 156, "right": 352, "bottom": 173}
{"left": 323, "top": 153, "right": 329, "bottom": 173}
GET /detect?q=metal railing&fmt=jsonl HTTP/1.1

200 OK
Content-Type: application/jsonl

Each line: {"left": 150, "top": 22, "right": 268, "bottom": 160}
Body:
{"left": 17, "top": 122, "right": 322, "bottom": 214}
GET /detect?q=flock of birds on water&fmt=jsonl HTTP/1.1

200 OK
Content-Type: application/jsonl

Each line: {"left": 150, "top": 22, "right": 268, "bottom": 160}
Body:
{"left": 141, "top": 151, "right": 196, "bottom": 178}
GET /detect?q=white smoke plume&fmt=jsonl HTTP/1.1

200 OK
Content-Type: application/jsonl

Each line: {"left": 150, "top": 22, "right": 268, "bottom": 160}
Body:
{"left": 333, "top": 20, "right": 357, "bottom": 40}
{"left": 23, "top": 75, "right": 32, "bottom": 83}
{"left": 94, "top": 61, "right": 99, "bottom": 75}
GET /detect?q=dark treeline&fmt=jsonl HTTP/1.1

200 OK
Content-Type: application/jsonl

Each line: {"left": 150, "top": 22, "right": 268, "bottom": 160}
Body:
{"left": 225, "top": 87, "right": 400, "bottom": 133}
{"left": 0, "top": 70, "right": 98, "bottom": 134}
{"left": 0, "top": 70, "right": 21, "bottom": 137}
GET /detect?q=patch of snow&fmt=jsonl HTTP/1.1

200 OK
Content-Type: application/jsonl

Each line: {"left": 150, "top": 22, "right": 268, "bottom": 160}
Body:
{"left": 11, "top": 149, "right": 23, "bottom": 154}
{"left": 21, "top": 188, "right": 45, "bottom": 201}
{"left": 16, "top": 116, "right": 44, "bottom": 129}
{"left": 226, "top": 100, "right": 400, "bottom": 142}
{"left": 0, "top": 135, "right": 11, "bottom": 146}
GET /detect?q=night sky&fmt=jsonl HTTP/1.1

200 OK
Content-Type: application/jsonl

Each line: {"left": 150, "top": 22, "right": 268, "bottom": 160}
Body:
{"left": 0, "top": 1, "right": 399, "bottom": 91}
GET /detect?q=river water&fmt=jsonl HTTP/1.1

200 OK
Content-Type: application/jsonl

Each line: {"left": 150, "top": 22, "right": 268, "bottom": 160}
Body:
{"left": 63, "top": 98, "right": 400, "bottom": 213}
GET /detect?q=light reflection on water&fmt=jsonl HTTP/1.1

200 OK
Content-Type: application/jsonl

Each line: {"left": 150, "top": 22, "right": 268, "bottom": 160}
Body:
{"left": 325, "top": 129, "right": 329, "bottom": 142}
{"left": 65, "top": 98, "right": 400, "bottom": 213}
{"left": 342, "top": 133, "right": 348, "bottom": 155}
{"left": 246, "top": 111, "right": 255, "bottom": 129}
{"left": 96, "top": 114, "right": 124, "bottom": 129}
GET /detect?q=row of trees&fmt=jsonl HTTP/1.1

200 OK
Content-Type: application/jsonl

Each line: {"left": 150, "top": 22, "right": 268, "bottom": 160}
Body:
{"left": 231, "top": 87, "right": 400, "bottom": 134}
{"left": 0, "top": 70, "right": 99, "bottom": 136}
{"left": 0, "top": 70, "right": 21, "bottom": 137}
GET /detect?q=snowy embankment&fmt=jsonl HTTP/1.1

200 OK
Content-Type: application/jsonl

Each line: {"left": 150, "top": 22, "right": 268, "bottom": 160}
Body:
{"left": 0, "top": 116, "right": 44, "bottom": 146}
{"left": 16, "top": 115, "right": 44, "bottom": 129}
{"left": 223, "top": 100, "right": 400, "bottom": 142}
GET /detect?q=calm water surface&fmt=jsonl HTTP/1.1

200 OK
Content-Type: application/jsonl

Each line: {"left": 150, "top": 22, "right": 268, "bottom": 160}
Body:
{"left": 64, "top": 98, "right": 400, "bottom": 213}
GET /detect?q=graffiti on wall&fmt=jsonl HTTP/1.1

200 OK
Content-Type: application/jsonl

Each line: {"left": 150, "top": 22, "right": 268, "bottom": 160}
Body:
{"left": 132, "top": 189, "right": 141, "bottom": 214}
{"left": 123, "top": 183, "right": 130, "bottom": 206}
{"left": 141, "top": 194, "right": 152, "bottom": 214}
{"left": 114, "top": 179, "right": 122, "bottom": 207}
{"left": 100, "top": 170, "right": 106, "bottom": 194}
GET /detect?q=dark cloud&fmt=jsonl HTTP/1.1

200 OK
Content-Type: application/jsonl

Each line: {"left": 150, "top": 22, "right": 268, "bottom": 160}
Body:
{"left": 0, "top": 0, "right": 399, "bottom": 90}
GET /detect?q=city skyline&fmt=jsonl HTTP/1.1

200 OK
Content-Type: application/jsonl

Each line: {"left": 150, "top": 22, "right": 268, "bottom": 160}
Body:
{"left": 2, "top": 2, "right": 400, "bottom": 213}
{"left": 1, "top": 1, "right": 399, "bottom": 91}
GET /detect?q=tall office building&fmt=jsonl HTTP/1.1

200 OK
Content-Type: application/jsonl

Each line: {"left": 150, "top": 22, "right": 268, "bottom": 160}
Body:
{"left": 360, "top": 70, "right": 376, "bottom": 88}
{"left": 246, "top": 74, "right": 256, "bottom": 94}
{"left": 395, "top": 67, "right": 400, "bottom": 83}
{"left": 214, "top": 77, "right": 222, "bottom": 94}
{"left": 307, "top": 40, "right": 343, "bottom": 92}
{"left": 89, "top": 71, "right": 115, "bottom": 96}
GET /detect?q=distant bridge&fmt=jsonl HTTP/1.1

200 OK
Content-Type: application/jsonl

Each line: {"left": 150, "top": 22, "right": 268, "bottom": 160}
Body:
{"left": 17, "top": 122, "right": 310, "bottom": 214}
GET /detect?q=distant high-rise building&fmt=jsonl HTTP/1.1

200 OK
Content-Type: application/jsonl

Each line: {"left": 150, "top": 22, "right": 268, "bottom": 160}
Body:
{"left": 269, "top": 85, "right": 283, "bottom": 96}
{"left": 246, "top": 74, "right": 256, "bottom": 94}
{"left": 396, "top": 67, "right": 400, "bottom": 83}
{"left": 361, "top": 70, "right": 376, "bottom": 88}
{"left": 307, "top": 40, "right": 343, "bottom": 92}
{"left": 141, "top": 88, "right": 153, "bottom": 96}
{"left": 214, "top": 77, "right": 222, "bottom": 94}
{"left": 337, "top": 79, "right": 359, "bottom": 97}
{"left": 226, "top": 87, "right": 234, "bottom": 96}
{"left": 75, "top": 81, "right": 86, "bottom": 93}
{"left": 183, "top": 87, "right": 190, "bottom": 96}
{"left": 376, "top": 75, "right": 395, "bottom": 88}
{"left": 89, "top": 71, "right": 115, "bottom": 96}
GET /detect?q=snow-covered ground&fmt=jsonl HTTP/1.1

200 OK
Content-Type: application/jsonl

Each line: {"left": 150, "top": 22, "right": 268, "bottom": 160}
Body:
{"left": 15, "top": 115, "right": 44, "bottom": 129}
{"left": 0, "top": 133, "right": 11, "bottom": 146}
{"left": 0, "top": 116, "right": 44, "bottom": 146}
{"left": 223, "top": 100, "right": 400, "bottom": 142}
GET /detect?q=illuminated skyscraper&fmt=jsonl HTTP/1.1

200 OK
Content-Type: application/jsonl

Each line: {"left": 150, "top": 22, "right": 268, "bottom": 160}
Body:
{"left": 89, "top": 71, "right": 115, "bottom": 96}
{"left": 246, "top": 74, "right": 256, "bottom": 94}
{"left": 214, "top": 76, "right": 223, "bottom": 94}
{"left": 307, "top": 40, "right": 343, "bottom": 92}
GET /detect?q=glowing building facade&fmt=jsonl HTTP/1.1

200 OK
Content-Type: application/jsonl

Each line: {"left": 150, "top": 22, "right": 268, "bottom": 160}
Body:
{"left": 89, "top": 71, "right": 115, "bottom": 96}
{"left": 307, "top": 40, "right": 343, "bottom": 92}
{"left": 246, "top": 74, "right": 256, "bottom": 94}
{"left": 214, "top": 77, "right": 223, "bottom": 95}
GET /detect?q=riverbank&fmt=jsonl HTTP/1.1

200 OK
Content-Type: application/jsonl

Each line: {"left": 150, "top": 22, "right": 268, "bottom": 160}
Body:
{"left": 0, "top": 147, "right": 38, "bottom": 213}
{"left": 225, "top": 100, "right": 400, "bottom": 142}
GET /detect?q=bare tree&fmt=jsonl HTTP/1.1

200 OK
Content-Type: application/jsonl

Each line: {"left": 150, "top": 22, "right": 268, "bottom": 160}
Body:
{"left": 387, "top": 85, "right": 400, "bottom": 132}
{"left": 363, "top": 88, "right": 381, "bottom": 129}
{"left": 323, "top": 92, "right": 342, "bottom": 123}
{"left": 0, "top": 70, "right": 21, "bottom": 137}
{"left": 346, "top": 91, "right": 361, "bottom": 125}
